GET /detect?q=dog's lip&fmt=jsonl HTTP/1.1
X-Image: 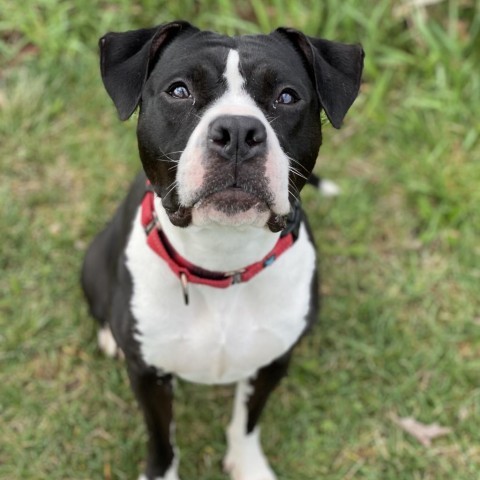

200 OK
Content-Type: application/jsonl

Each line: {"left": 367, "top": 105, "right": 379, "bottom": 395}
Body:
{"left": 192, "top": 186, "right": 270, "bottom": 209}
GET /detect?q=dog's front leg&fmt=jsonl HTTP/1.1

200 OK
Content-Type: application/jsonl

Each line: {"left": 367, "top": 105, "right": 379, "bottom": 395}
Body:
{"left": 224, "top": 353, "right": 291, "bottom": 480}
{"left": 127, "top": 365, "right": 179, "bottom": 480}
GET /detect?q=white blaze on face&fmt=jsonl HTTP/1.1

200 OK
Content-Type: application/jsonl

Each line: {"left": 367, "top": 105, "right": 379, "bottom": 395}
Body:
{"left": 225, "top": 49, "right": 244, "bottom": 94}
{"left": 175, "top": 48, "right": 290, "bottom": 227}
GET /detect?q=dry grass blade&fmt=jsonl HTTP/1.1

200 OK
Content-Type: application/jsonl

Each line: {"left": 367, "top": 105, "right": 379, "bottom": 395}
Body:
{"left": 391, "top": 414, "right": 452, "bottom": 447}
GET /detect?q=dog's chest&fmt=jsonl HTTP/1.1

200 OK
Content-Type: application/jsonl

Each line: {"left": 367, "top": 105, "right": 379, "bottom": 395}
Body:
{"left": 125, "top": 209, "right": 316, "bottom": 385}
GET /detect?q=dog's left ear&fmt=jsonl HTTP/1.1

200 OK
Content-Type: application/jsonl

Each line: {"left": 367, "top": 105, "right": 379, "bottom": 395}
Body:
{"left": 99, "top": 21, "right": 198, "bottom": 120}
{"left": 276, "top": 28, "right": 364, "bottom": 129}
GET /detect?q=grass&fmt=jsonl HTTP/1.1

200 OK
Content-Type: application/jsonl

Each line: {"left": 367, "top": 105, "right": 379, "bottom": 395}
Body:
{"left": 1, "top": 0, "right": 479, "bottom": 478}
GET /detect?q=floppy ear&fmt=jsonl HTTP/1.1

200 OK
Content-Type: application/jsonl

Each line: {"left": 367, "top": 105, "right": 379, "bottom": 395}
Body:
{"left": 99, "top": 21, "right": 197, "bottom": 120}
{"left": 276, "top": 28, "right": 364, "bottom": 129}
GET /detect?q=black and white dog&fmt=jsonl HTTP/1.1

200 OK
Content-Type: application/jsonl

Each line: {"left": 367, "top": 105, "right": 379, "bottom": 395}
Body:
{"left": 82, "top": 21, "right": 363, "bottom": 480}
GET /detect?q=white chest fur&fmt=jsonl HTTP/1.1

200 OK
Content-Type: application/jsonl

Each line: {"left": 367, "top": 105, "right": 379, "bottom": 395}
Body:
{"left": 126, "top": 208, "right": 316, "bottom": 385}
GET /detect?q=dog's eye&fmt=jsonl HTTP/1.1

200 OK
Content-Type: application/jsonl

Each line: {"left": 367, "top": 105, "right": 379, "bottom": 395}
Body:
{"left": 168, "top": 83, "right": 191, "bottom": 99}
{"left": 276, "top": 89, "right": 299, "bottom": 106}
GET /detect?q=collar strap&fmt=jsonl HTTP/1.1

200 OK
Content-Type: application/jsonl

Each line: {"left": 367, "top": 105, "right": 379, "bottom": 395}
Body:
{"left": 141, "top": 187, "right": 300, "bottom": 304}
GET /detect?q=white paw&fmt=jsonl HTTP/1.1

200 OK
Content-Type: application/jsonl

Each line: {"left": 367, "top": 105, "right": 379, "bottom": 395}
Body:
{"left": 224, "top": 429, "right": 277, "bottom": 480}
{"left": 98, "top": 326, "right": 124, "bottom": 359}
{"left": 138, "top": 463, "right": 180, "bottom": 480}
{"left": 224, "top": 453, "right": 277, "bottom": 480}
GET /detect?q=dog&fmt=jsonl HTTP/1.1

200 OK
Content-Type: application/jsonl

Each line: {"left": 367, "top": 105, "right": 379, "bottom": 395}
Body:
{"left": 81, "top": 21, "right": 363, "bottom": 480}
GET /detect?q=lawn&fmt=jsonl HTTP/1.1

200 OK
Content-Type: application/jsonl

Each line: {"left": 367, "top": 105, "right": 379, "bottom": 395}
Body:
{"left": 1, "top": 0, "right": 479, "bottom": 479}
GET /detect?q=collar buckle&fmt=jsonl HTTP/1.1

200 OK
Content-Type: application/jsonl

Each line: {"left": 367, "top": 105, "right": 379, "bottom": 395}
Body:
{"left": 224, "top": 268, "right": 246, "bottom": 285}
{"left": 231, "top": 271, "right": 243, "bottom": 284}
{"left": 144, "top": 210, "right": 160, "bottom": 235}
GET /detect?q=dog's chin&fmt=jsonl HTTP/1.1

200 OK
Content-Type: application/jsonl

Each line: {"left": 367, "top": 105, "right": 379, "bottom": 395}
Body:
{"left": 191, "top": 188, "right": 272, "bottom": 228}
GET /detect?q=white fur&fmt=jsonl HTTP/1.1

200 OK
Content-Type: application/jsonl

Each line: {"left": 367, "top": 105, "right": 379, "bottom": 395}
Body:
{"left": 156, "top": 197, "right": 279, "bottom": 272}
{"left": 319, "top": 179, "right": 341, "bottom": 197}
{"left": 225, "top": 49, "right": 244, "bottom": 93}
{"left": 126, "top": 204, "right": 315, "bottom": 385}
{"left": 176, "top": 49, "right": 291, "bottom": 225}
{"left": 98, "top": 326, "right": 122, "bottom": 358}
{"left": 224, "top": 381, "right": 277, "bottom": 480}
{"left": 138, "top": 461, "right": 179, "bottom": 480}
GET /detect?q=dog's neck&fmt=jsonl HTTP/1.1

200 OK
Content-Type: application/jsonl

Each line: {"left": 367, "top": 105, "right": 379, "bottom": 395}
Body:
{"left": 155, "top": 198, "right": 280, "bottom": 272}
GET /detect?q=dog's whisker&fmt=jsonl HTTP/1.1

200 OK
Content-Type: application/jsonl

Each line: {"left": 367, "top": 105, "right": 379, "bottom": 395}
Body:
{"left": 158, "top": 149, "right": 183, "bottom": 163}
{"left": 163, "top": 180, "right": 179, "bottom": 200}
{"left": 288, "top": 190, "right": 300, "bottom": 204}
{"left": 161, "top": 151, "right": 184, "bottom": 159}
{"left": 288, "top": 166, "right": 309, "bottom": 181}
{"left": 157, "top": 157, "right": 179, "bottom": 164}
{"left": 159, "top": 155, "right": 179, "bottom": 162}
{"left": 287, "top": 155, "right": 310, "bottom": 174}
{"left": 288, "top": 178, "right": 301, "bottom": 203}
{"left": 288, "top": 176, "right": 300, "bottom": 192}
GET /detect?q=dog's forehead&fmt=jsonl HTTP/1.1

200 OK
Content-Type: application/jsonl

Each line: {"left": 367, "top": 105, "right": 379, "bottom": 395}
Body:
{"left": 157, "top": 30, "right": 309, "bottom": 84}
{"left": 237, "top": 34, "right": 313, "bottom": 94}
{"left": 237, "top": 33, "right": 303, "bottom": 67}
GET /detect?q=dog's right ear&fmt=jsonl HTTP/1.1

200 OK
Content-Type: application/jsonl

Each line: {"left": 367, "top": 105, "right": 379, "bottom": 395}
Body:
{"left": 99, "top": 21, "right": 197, "bottom": 120}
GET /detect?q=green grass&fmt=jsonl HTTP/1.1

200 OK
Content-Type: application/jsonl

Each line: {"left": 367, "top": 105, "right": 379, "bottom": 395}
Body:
{"left": 1, "top": 0, "right": 479, "bottom": 479}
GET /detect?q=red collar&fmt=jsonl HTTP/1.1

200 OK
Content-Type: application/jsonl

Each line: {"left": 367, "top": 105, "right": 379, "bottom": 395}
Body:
{"left": 141, "top": 187, "right": 298, "bottom": 304}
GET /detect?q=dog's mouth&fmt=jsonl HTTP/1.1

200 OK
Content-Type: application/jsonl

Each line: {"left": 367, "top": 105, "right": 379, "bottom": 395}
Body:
{"left": 185, "top": 185, "right": 286, "bottom": 231}
{"left": 160, "top": 186, "right": 287, "bottom": 232}
{"left": 193, "top": 186, "right": 269, "bottom": 213}
{"left": 163, "top": 185, "right": 288, "bottom": 232}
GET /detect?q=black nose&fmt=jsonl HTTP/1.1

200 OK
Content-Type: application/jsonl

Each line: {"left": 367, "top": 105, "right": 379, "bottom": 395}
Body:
{"left": 207, "top": 115, "right": 267, "bottom": 162}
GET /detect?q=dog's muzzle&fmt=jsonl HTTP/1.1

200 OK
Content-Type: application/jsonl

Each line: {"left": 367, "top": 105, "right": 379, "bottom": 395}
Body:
{"left": 173, "top": 107, "right": 292, "bottom": 229}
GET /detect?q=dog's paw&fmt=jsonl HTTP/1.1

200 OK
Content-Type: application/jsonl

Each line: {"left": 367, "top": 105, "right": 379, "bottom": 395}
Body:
{"left": 224, "top": 454, "right": 277, "bottom": 480}
{"left": 138, "top": 467, "right": 180, "bottom": 480}
{"left": 98, "top": 326, "right": 124, "bottom": 359}
{"left": 224, "top": 429, "right": 277, "bottom": 480}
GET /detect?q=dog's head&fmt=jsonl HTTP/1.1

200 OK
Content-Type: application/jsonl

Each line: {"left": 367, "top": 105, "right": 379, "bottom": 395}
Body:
{"left": 99, "top": 22, "right": 363, "bottom": 231}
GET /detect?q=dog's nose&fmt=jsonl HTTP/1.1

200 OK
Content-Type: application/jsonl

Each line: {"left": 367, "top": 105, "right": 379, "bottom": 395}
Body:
{"left": 207, "top": 115, "right": 267, "bottom": 162}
